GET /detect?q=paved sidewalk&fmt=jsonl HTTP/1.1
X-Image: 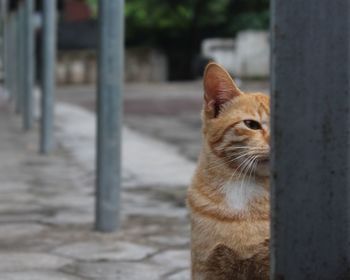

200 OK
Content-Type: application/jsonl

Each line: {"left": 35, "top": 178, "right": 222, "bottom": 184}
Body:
{"left": 0, "top": 102, "right": 191, "bottom": 279}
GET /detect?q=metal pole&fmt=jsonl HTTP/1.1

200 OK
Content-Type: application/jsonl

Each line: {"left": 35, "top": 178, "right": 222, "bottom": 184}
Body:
{"left": 2, "top": 2, "right": 7, "bottom": 91}
{"left": 0, "top": 0, "right": 6, "bottom": 83}
{"left": 16, "top": 4, "right": 23, "bottom": 114}
{"left": 7, "top": 11, "right": 14, "bottom": 101}
{"left": 6, "top": 11, "right": 11, "bottom": 98}
{"left": 95, "top": 0, "right": 124, "bottom": 232}
{"left": 40, "top": 0, "right": 57, "bottom": 154}
{"left": 11, "top": 10, "right": 17, "bottom": 105}
{"left": 23, "top": 0, "right": 34, "bottom": 130}
{"left": 271, "top": 0, "right": 350, "bottom": 279}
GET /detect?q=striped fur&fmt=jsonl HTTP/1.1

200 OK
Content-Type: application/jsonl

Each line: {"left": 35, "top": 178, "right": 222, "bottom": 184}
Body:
{"left": 188, "top": 63, "right": 270, "bottom": 280}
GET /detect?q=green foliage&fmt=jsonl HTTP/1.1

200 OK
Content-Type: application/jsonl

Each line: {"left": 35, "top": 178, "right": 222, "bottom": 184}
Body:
{"left": 84, "top": 0, "right": 269, "bottom": 47}
{"left": 85, "top": 0, "right": 98, "bottom": 17}
{"left": 124, "top": 0, "right": 269, "bottom": 47}
{"left": 227, "top": 0, "right": 270, "bottom": 34}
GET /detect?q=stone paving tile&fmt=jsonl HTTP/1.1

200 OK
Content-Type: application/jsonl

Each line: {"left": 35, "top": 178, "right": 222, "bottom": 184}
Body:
{"left": 0, "top": 201, "right": 45, "bottom": 213}
{"left": 53, "top": 241, "right": 157, "bottom": 262}
{"left": 0, "top": 181, "right": 31, "bottom": 193}
{"left": 64, "top": 261, "right": 169, "bottom": 280}
{"left": 0, "top": 214, "right": 46, "bottom": 224}
{"left": 151, "top": 249, "right": 190, "bottom": 269}
{"left": 147, "top": 234, "right": 189, "bottom": 247}
{"left": 167, "top": 269, "right": 191, "bottom": 280}
{"left": 0, "top": 224, "right": 47, "bottom": 241}
{"left": 0, "top": 253, "right": 72, "bottom": 272}
{"left": 0, "top": 271, "right": 83, "bottom": 280}
{"left": 40, "top": 210, "right": 95, "bottom": 226}
{"left": 35, "top": 193, "right": 94, "bottom": 209}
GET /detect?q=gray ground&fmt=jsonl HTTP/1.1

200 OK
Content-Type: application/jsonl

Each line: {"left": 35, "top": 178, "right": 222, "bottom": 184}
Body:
{"left": 0, "top": 80, "right": 268, "bottom": 279}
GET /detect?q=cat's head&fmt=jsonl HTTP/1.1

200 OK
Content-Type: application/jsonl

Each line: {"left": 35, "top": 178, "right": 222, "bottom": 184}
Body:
{"left": 202, "top": 63, "right": 270, "bottom": 177}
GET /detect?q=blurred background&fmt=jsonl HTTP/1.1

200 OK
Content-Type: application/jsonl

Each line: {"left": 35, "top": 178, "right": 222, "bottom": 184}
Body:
{"left": 53, "top": 0, "right": 269, "bottom": 82}
{"left": 54, "top": 0, "right": 270, "bottom": 160}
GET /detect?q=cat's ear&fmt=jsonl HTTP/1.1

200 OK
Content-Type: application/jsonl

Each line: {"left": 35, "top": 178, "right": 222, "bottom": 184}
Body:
{"left": 203, "top": 63, "right": 242, "bottom": 118}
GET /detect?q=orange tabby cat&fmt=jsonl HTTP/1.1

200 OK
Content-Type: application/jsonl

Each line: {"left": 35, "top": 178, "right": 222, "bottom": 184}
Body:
{"left": 187, "top": 63, "right": 270, "bottom": 280}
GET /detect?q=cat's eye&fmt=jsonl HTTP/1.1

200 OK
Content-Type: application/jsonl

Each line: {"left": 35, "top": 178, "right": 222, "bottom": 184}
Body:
{"left": 244, "top": 120, "right": 262, "bottom": 130}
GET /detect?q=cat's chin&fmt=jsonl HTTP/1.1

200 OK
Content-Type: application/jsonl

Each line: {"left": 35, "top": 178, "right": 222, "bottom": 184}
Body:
{"left": 256, "top": 160, "right": 270, "bottom": 177}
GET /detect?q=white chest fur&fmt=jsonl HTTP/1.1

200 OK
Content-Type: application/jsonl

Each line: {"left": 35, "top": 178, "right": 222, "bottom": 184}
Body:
{"left": 221, "top": 179, "right": 267, "bottom": 211}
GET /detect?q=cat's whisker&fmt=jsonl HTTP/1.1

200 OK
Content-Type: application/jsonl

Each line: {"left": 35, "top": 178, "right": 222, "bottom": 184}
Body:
{"left": 217, "top": 146, "right": 263, "bottom": 153}
{"left": 229, "top": 149, "right": 266, "bottom": 158}
{"left": 241, "top": 156, "right": 255, "bottom": 180}
{"left": 242, "top": 155, "right": 257, "bottom": 182}
{"left": 236, "top": 156, "right": 253, "bottom": 195}
{"left": 206, "top": 157, "right": 237, "bottom": 172}
{"left": 247, "top": 156, "right": 258, "bottom": 183}
{"left": 239, "top": 156, "right": 258, "bottom": 191}
{"left": 207, "top": 148, "right": 267, "bottom": 175}
{"left": 232, "top": 147, "right": 263, "bottom": 151}
{"left": 236, "top": 155, "right": 255, "bottom": 181}
{"left": 244, "top": 157, "right": 258, "bottom": 192}
{"left": 230, "top": 155, "right": 252, "bottom": 179}
{"left": 230, "top": 152, "right": 257, "bottom": 162}
{"left": 206, "top": 151, "right": 254, "bottom": 172}
{"left": 225, "top": 153, "right": 258, "bottom": 176}
{"left": 224, "top": 156, "right": 252, "bottom": 187}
